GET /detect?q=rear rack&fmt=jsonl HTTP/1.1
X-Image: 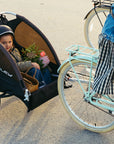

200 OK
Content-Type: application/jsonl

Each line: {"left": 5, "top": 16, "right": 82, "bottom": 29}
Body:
{"left": 66, "top": 45, "right": 99, "bottom": 58}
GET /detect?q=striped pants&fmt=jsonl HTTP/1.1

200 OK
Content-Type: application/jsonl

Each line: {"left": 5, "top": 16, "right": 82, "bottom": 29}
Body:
{"left": 93, "top": 34, "right": 114, "bottom": 94}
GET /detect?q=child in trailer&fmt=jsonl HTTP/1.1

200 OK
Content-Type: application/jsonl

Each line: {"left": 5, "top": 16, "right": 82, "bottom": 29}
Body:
{"left": 0, "top": 25, "right": 52, "bottom": 87}
{"left": 93, "top": 12, "right": 114, "bottom": 95}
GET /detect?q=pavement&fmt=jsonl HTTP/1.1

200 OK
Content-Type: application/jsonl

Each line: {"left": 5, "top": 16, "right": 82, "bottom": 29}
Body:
{"left": 0, "top": 0, "right": 113, "bottom": 144}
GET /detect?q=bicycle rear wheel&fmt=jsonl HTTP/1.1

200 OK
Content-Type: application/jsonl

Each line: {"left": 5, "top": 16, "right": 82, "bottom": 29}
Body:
{"left": 58, "top": 60, "right": 114, "bottom": 133}
{"left": 84, "top": 7, "right": 110, "bottom": 48}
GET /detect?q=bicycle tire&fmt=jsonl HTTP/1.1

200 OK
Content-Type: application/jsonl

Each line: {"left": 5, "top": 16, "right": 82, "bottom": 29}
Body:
{"left": 58, "top": 60, "right": 114, "bottom": 133}
{"left": 84, "top": 7, "right": 110, "bottom": 48}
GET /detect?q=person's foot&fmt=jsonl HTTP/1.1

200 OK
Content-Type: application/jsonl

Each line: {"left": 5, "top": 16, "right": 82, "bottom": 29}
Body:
{"left": 109, "top": 110, "right": 114, "bottom": 115}
{"left": 39, "top": 81, "right": 46, "bottom": 88}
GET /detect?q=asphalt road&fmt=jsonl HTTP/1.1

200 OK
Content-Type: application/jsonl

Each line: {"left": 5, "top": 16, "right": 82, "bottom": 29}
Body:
{"left": 0, "top": 0, "right": 113, "bottom": 144}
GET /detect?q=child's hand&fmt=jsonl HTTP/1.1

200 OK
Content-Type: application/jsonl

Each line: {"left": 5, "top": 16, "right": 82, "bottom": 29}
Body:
{"left": 39, "top": 56, "right": 50, "bottom": 68}
{"left": 32, "top": 62, "right": 40, "bottom": 69}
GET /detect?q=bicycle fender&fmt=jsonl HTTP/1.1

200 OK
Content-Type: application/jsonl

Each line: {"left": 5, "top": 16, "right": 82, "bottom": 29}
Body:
{"left": 84, "top": 7, "right": 97, "bottom": 19}
{"left": 57, "top": 56, "right": 97, "bottom": 73}
{"left": 57, "top": 58, "right": 70, "bottom": 73}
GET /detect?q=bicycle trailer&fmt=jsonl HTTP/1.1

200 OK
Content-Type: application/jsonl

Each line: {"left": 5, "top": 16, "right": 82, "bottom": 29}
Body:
{"left": 0, "top": 12, "right": 60, "bottom": 111}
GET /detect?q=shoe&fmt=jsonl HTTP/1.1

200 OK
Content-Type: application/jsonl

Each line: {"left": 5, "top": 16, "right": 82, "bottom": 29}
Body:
{"left": 39, "top": 81, "right": 46, "bottom": 88}
{"left": 64, "top": 81, "right": 72, "bottom": 89}
{"left": 109, "top": 110, "right": 114, "bottom": 115}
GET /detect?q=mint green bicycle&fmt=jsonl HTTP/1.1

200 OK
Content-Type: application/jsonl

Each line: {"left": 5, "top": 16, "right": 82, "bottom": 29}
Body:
{"left": 58, "top": 45, "right": 114, "bottom": 133}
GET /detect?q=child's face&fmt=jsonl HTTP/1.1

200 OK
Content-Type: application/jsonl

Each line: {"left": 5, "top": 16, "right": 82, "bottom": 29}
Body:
{"left": 0, "top": 34, "right": 13, "bottom": 52}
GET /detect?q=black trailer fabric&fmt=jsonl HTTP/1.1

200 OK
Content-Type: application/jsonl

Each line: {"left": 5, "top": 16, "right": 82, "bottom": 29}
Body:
{"left": 0, "top": 44, "right": 29, "bottom": 106}
{"left": 29, "top": 80, "right": 58, "bottom": 111}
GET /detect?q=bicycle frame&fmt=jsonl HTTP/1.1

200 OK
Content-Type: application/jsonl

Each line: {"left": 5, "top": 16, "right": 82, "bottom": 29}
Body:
{"left": 58, "top": 45, "right": 114, "bottom": 114}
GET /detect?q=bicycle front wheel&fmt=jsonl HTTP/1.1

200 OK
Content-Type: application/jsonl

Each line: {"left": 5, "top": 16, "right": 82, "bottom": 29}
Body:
{"left": 84, "top": 7, "right": 110, "bottom": 48}
{"left": 58, "top": 60, "right": 114, "bottom": 133}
